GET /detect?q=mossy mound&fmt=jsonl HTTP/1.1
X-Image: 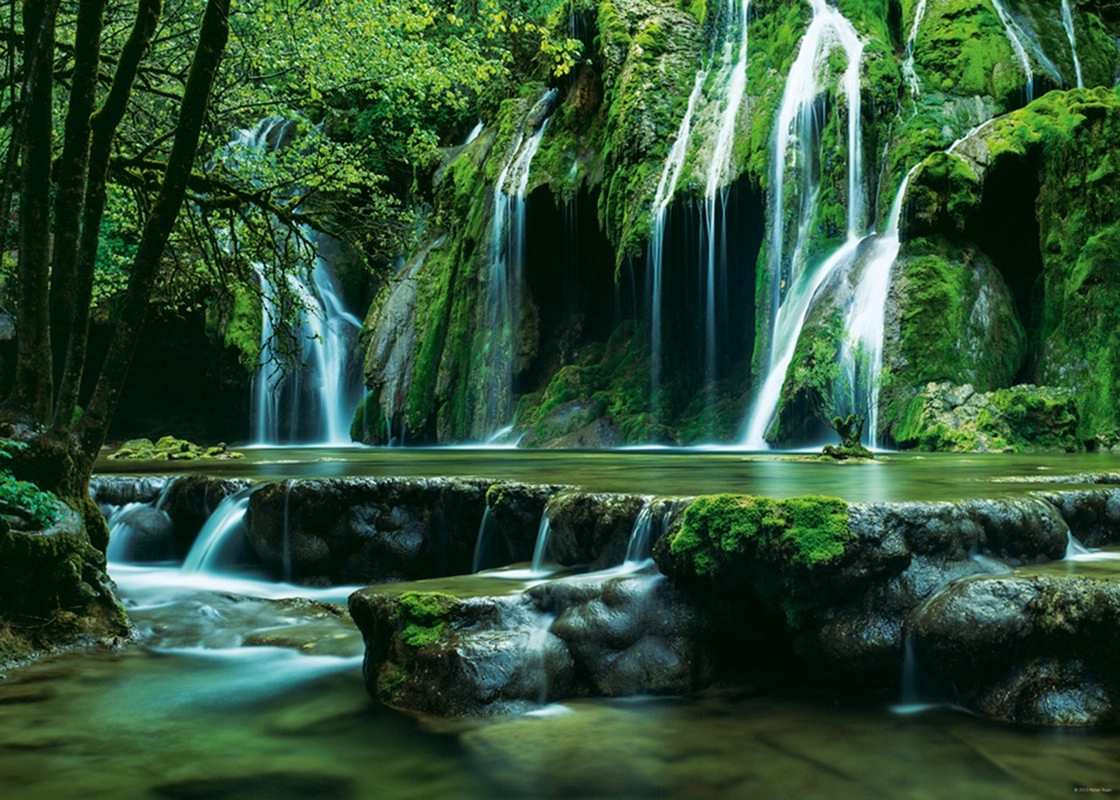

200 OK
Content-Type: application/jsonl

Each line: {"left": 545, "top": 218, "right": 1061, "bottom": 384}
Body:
{"left": 107, "top": 436, "right": 243, "bottom": 461}
{"left": 896, "top": 381, "right": 1082, "bottom": 452}
{"left": 0, "top": 501, "right": 131, "bottom": 667}
{"left": 655, "top": 493, "right": 853, "bottom": 632}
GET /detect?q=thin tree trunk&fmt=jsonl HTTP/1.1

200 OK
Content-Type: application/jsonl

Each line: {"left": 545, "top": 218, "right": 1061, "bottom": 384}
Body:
{"left": 54, "top": 0, "right": 162, "bottom": 435}
{"left": 10, "top": 0, "right": 57, "bottom": 425}
{"left": 49, "top": 0, "right": 107, "bottom": 427}
{"left": 77, "top": 0, "right": 231, "bottom": 461}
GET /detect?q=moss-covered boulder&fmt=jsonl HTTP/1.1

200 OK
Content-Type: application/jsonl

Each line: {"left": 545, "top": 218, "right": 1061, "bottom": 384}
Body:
{"left": 896, "top": 381, "right": 1082, "bottom": 452}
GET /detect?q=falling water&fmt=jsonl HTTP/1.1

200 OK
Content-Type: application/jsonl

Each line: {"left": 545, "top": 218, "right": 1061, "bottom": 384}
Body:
{"left": 648, "top": 69, "right": 706, "bottom": 417}
{"left": 742, "top": 0, "right": 865, "bottom": 448}
{"left": 181, "top": 488, "right": 255, "bottom": 573}
{"left": 529, "top": 507, "right": 554, "bottom": 574}
{"left": 475, "top": 89, "right": 557, "bottom": 438}
{"left": 989, "top": 0, "right": 1036, "bottom": 101}
{"left": 700, "top": 1, "right": 752, "bottom": 395}
{"left": 837, "top": 169, "right": 918, "bottom": 447}
{"left": 1061, "top": 0, "right": 1084, "bottom": 88}
{"left": 901, "top": 0, "right": 929, "bottom": 99}
{"left": 239, "top": 118, "right": 363, "bottom": 446}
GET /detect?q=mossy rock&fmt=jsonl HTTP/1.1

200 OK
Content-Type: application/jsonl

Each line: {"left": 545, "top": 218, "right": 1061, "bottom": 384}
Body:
{"left": 896, "top": 381, "right": 1082, "bottom": 452}
{"left": 656, "top": 493, "right": 853, "bottom": 631}
{"left": 107, "top": 436, "right": 243, "bottom": 461}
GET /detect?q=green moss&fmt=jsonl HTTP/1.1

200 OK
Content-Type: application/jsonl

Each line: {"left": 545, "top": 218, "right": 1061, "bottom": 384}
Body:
{"left": 350, "top": 392, "right": 388, "bottom": 445}
{"left": 667, "top": 493, "right": 852, "bottom": 629}
{"left": 107, "top": 436, "right": 242, "bottom": 461}
{"left": 392, "top": 591, "right": 459, "bottom": 651}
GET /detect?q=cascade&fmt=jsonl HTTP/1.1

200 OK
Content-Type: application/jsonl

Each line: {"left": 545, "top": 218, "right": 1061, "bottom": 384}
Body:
{"left": 988, "top": 0, "right": 1036, "bottom": 101}
{"left": 471, "top": 506, "right": 496, "bottom": 573}
{"left": 648, "top": 70, "right": 707, "bottom": 418}
{"left": 1062, "top": 0, "right": 1084, "bottom": 88}
{"left": 529, "top": 505, "right": 555, "bottom": 574}
{"left": 237, "top": 119, "right": 363, "bottom": 446}
{"left": 742, "top": 0, "right": 865, "bottom": 448}
{"left": 623, "top": 499, "right": 656, "bottom": 566}
{"left": 701, "top": 0, "right": 752, "bottom": 399}
{"left": 837, "top": 170, "right": 917, "bottom": 447}
{"left": 901, "top": 0, "right": 929, "bottom": 100}
{"left": 181, "top": 488, "right": 255, "bottom": 573}
{"left": 475, "top": 89, "right": 558, "bottom": 439}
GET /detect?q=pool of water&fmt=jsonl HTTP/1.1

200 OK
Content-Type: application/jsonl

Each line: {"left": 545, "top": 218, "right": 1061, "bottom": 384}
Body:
{"left": 2, "top": 449, "right": 1119, "bottom": 798}
{"left": 95, "top": 447, "right": 1120, "bottom": 502}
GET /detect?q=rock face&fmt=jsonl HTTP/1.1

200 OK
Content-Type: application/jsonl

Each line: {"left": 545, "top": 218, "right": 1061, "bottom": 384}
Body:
{"left": 349, "top": 570, "right": 706, "bottom": 716}
{"left": 895, "top": 382, "right": 1081, "bottom": 452}
{"left": 245, "top": 478, "right": 492, "bottom": 585}
{"left": 910, "top": 575, "right": 1120, "bottom": 726}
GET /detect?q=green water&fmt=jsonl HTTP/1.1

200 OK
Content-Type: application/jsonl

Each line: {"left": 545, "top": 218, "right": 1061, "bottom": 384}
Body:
{"left": 1, "top": 450, "right": 1118, "bottom": 798}
{"left": 96, "top": 447, "right": 1120, "bottom": 501}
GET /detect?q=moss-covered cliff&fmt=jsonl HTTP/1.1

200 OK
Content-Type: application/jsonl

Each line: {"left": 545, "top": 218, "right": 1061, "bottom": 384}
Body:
{"left": 354, "top": 0, "right": 1120, "bottom": 451}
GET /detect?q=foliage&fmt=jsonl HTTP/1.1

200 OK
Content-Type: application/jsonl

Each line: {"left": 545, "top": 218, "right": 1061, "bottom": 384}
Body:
{"left": 0, "top": 441, "right": 60, "bottom": 529}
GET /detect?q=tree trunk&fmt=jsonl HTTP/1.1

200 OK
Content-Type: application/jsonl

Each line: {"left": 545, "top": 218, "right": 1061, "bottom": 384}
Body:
{"left": 48, "top": 0, "right": 107, "bottom": 425}
{"left": 53, "top": 0, "right": 163, "bottom": 435}
{"left": 77, "top": 0, "right": 231, "bottom": 462}
{"left": 10, "top": 0, "right": 57, "bottom": 425}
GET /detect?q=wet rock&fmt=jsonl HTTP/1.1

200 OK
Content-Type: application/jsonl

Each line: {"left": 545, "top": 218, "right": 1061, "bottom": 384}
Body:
{"left": 350, "top": 570, "right": 706, "bottom": 716}
{"left": 483, "top": 482, "right": 569, "bottom": 568}
{"left": 909, "top": 575, "right": 1120, "bottom": 726}
{"left": 106, "top": 504, "right": 176, "bottom": 562}
{"left": 896, "top": 382, "right": 1081, "bottom": 453}
{"left": 1037, "top": 489, "right": 1120, "bottom": 548}
{"left": 245, "top": 478, "right": 493, "bottom": 585}
{"left": 546, "top": 493, "right": 646, "bottom": 570}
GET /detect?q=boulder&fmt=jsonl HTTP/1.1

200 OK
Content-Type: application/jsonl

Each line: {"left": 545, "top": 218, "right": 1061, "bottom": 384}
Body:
{"left": 909, "top": 575, "right": 1120, "bottom": 726}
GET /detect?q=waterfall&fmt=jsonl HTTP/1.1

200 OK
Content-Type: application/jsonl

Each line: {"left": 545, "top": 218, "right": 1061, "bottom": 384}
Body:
{"left": 648, "top": 69, "right": 706, "bottom": 419}
{"left": 237, "top": 119, "right": 363, "bottom": 446}
{"left": 837, "top": 169, "right": 917, "bottom": 447}
{"left": 529, "top": 506, "right": 554, "bottom": 574}
{"left": 901, "top": 0, "right": 929, "bottom": 100}
{"left": 1062, "top": 0, "right": 1084, "bottom": 88}
{"left": 989, "top": 0, "right": 1036, "bottom": 101}
{"left": 475, "top": 90, "right": 557, "bottom": 439}
{"left": 742, "top": 0, "right": 865, "bottom": 448}
{"left": 182, "top": 488, "right": 255, "bottom": 573}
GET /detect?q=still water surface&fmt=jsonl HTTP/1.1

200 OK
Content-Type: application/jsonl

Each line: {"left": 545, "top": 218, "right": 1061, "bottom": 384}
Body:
{"left": 1, "top": 449, "right": 1118, "bottom": 798}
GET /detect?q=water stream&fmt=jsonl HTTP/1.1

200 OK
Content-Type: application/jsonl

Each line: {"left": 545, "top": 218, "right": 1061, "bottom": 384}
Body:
{"left": 742, "top": 0, "right": 864, "bottom": 448}
{"left": 475, "top": 90, "right": 558, "bottom": 440}
{"left": 1062, "top": 0, "right": 1084, "bottom": 88}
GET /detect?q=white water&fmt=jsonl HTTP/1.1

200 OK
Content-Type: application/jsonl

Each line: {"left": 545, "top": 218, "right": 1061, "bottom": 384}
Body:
{"left": 699, "top": 0, "right": 752, "bottom": 395}
{"left": 464, "top": 119, "right": 484, "bottom": 146}
{"left": 742, "top": 0, "right": 865, "bottom": 448}
{"left": 901, "top": 0, "right": 929, "bottom": 99}
{"left": 476, "top": 90, "right": 557, "bottom": 438}
{"left": 529, "top": 507, "right": 554, "bottom": 574}
{"left": 989, "top": 0, "right": 1036, "bottom": 101}
{"left": 238, "top": 118, "right": 363, "bottom": 446}
{"left": 837, "top": 168, "right": 917, "bottom": 447}
{"left": 182, "top": 488, "right": 255, "bottom": 573}
{"left": 648, "top": 69, "right": 706, "bottom": 416}
{"left": 1061, "top": 0, "right": 1084, "bottom": 88}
